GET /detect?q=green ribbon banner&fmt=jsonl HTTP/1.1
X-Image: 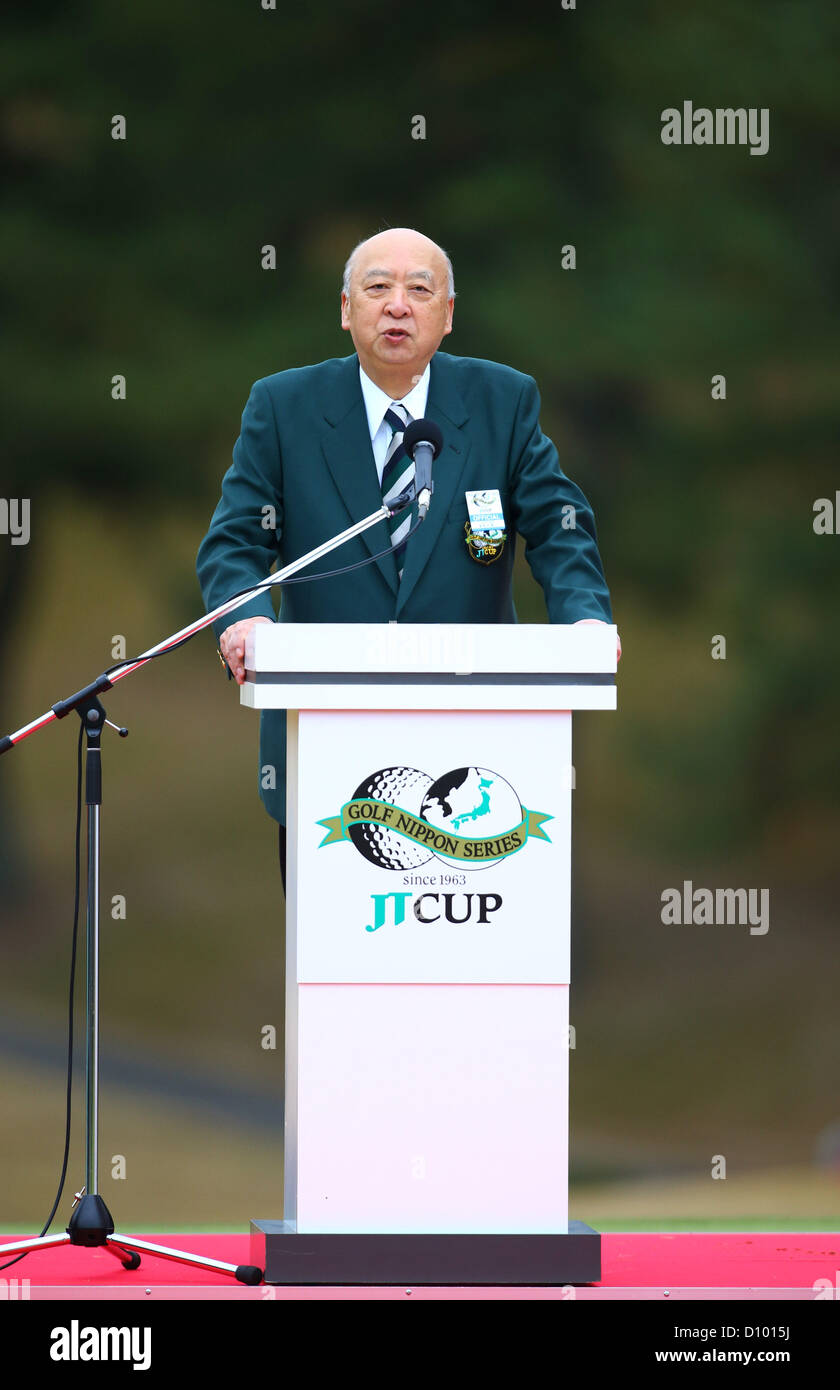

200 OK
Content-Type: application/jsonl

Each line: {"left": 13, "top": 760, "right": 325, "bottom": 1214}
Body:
{"left": 317, "top": 797, "right": 552, "bottom": 863}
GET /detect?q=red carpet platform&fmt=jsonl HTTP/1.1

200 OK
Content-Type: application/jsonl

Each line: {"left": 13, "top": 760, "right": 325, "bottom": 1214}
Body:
{"left": 2, "top": 1232, "right": 836, "bottom": 1299}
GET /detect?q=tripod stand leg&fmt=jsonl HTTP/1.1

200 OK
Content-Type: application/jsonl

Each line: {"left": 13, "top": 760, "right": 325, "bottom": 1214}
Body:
{"left": 103, "top": 1240, "right": 141, "bottom": 1270}
{"left": 110, "top": 1233, "right": 262, "bottom": 1284}
{"left": 0, "top": 1233, "right": 71, "bottom": 1257}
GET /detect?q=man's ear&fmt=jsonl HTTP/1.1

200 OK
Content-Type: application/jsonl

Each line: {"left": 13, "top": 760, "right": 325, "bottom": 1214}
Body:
{"left": 340, "top": 292, "right": 351, "bottom": 331}
{"left": 443, "top": 297, "right": 455, "bottom": 336}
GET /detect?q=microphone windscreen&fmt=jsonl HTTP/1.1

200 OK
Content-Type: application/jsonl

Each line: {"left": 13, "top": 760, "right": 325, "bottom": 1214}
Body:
{"left": 403, "top": 417, "right": 444, "bottom": 460}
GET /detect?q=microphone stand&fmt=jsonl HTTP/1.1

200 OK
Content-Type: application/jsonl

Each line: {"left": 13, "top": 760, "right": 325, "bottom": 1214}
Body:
{"left": 0, "top": 491, "right": 419, "bottom": 1285}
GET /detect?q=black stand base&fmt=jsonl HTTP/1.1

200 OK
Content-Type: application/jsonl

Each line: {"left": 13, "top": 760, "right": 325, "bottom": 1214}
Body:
{"left": 251, "top": 1219, "right": 601, "bottom": 1286}
{"left": 62, "top": 1195, "right": 139, "bottom": 1269}
{"left": 67, "top": 1194, "right": 115, "bottom": 1247}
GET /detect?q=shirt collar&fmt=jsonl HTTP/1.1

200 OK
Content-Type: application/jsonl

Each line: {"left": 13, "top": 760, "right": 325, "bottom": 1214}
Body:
{"left": 358, "top": 361, "right": 430, "bottom": 441}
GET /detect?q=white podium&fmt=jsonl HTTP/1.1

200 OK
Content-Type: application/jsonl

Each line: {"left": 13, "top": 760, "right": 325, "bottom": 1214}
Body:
{"left": 244, "top": 623, "right": 616, "bottom": 1284}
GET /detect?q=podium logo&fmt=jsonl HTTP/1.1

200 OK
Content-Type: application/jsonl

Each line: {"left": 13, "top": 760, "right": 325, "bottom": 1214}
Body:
{"left": 365, "top": 890, "right": 503, "bottom": 933}
{"left": 318, "top": 765, "right": 552, "bottom": 872}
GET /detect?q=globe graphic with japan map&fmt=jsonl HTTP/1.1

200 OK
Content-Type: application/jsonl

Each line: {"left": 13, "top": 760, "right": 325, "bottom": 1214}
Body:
{"left": 419, "top": 767, "right": 523, "bottom": 871}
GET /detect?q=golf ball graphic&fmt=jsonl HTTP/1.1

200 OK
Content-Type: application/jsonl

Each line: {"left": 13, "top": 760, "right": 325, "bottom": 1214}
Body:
{"left": 420, "top": 766, "right": 523, "bottom": 871}
{"left": 348, "top": 766, "right": 434, "bottom": 870}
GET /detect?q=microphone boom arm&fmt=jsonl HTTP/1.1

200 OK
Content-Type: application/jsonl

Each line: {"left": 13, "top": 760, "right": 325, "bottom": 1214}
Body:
{"left": 0, "top": 502, "right": 396, "bottom": 755}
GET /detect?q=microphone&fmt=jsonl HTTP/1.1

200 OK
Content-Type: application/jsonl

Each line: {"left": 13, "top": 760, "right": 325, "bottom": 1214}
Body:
{"left": 403, "top": 418, "right": 444, "bottom": 521}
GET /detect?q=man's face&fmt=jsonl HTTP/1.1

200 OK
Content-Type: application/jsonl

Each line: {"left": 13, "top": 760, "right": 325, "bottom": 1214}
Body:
{"left": 340, "top": 231, "right": 454, "bottom": 387}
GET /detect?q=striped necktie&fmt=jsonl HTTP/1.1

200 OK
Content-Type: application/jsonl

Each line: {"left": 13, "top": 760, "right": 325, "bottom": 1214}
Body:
{"left": 381, "top": 402, "right": 414, "bottom": 579}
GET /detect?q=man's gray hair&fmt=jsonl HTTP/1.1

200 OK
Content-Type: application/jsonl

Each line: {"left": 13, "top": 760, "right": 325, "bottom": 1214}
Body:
{"left": 341, "top": 233, "right": 456, "bottom": 301}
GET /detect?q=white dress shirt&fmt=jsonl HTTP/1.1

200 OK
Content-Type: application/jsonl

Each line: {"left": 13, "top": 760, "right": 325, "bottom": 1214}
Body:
{"left": 358, "top": 363, "right": 430, "bottom": 485}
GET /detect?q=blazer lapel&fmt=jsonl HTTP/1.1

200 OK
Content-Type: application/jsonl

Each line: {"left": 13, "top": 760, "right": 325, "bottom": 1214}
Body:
{"left": 395, "top": 352, "right": 471, "bottom": 616}
{"left": 320, "top": 355, "right": 399, "bottom": 594}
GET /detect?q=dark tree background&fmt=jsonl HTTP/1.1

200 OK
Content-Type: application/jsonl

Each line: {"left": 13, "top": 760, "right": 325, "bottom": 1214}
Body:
{"left": 0, "top": 0, "right": 837, "bottom": 1228}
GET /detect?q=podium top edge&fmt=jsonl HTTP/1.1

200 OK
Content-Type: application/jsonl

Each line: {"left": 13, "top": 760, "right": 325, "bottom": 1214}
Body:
{"left": 246, "top": 623, "right": 618, "bottom": 676}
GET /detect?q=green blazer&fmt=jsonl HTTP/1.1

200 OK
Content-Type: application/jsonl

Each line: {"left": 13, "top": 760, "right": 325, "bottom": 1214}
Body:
{"left": 196, "top": 350, "right": 613, "bottom": 824}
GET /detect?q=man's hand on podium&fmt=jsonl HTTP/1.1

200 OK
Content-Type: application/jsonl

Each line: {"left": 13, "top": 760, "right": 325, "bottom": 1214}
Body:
{"left": 219, "top": 616, "right": 273, "bottom": 685}
{"left": 573, "top": 617, "right": 622, "bottom": 663}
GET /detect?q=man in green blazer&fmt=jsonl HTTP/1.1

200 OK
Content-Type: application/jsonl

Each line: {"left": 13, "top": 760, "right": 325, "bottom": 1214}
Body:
{"left": 196, "top": 228, "right": 618, "bottom": 835}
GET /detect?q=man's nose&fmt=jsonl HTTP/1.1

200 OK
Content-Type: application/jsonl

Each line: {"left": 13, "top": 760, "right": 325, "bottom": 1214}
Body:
{"left": 385, "top": 289, "right": 411, "bottom": 315}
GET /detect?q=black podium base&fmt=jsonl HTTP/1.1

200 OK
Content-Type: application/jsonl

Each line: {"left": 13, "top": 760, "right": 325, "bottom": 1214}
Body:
{"left": 251, "top": 1219, "right": 601, "bottom": 1286}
